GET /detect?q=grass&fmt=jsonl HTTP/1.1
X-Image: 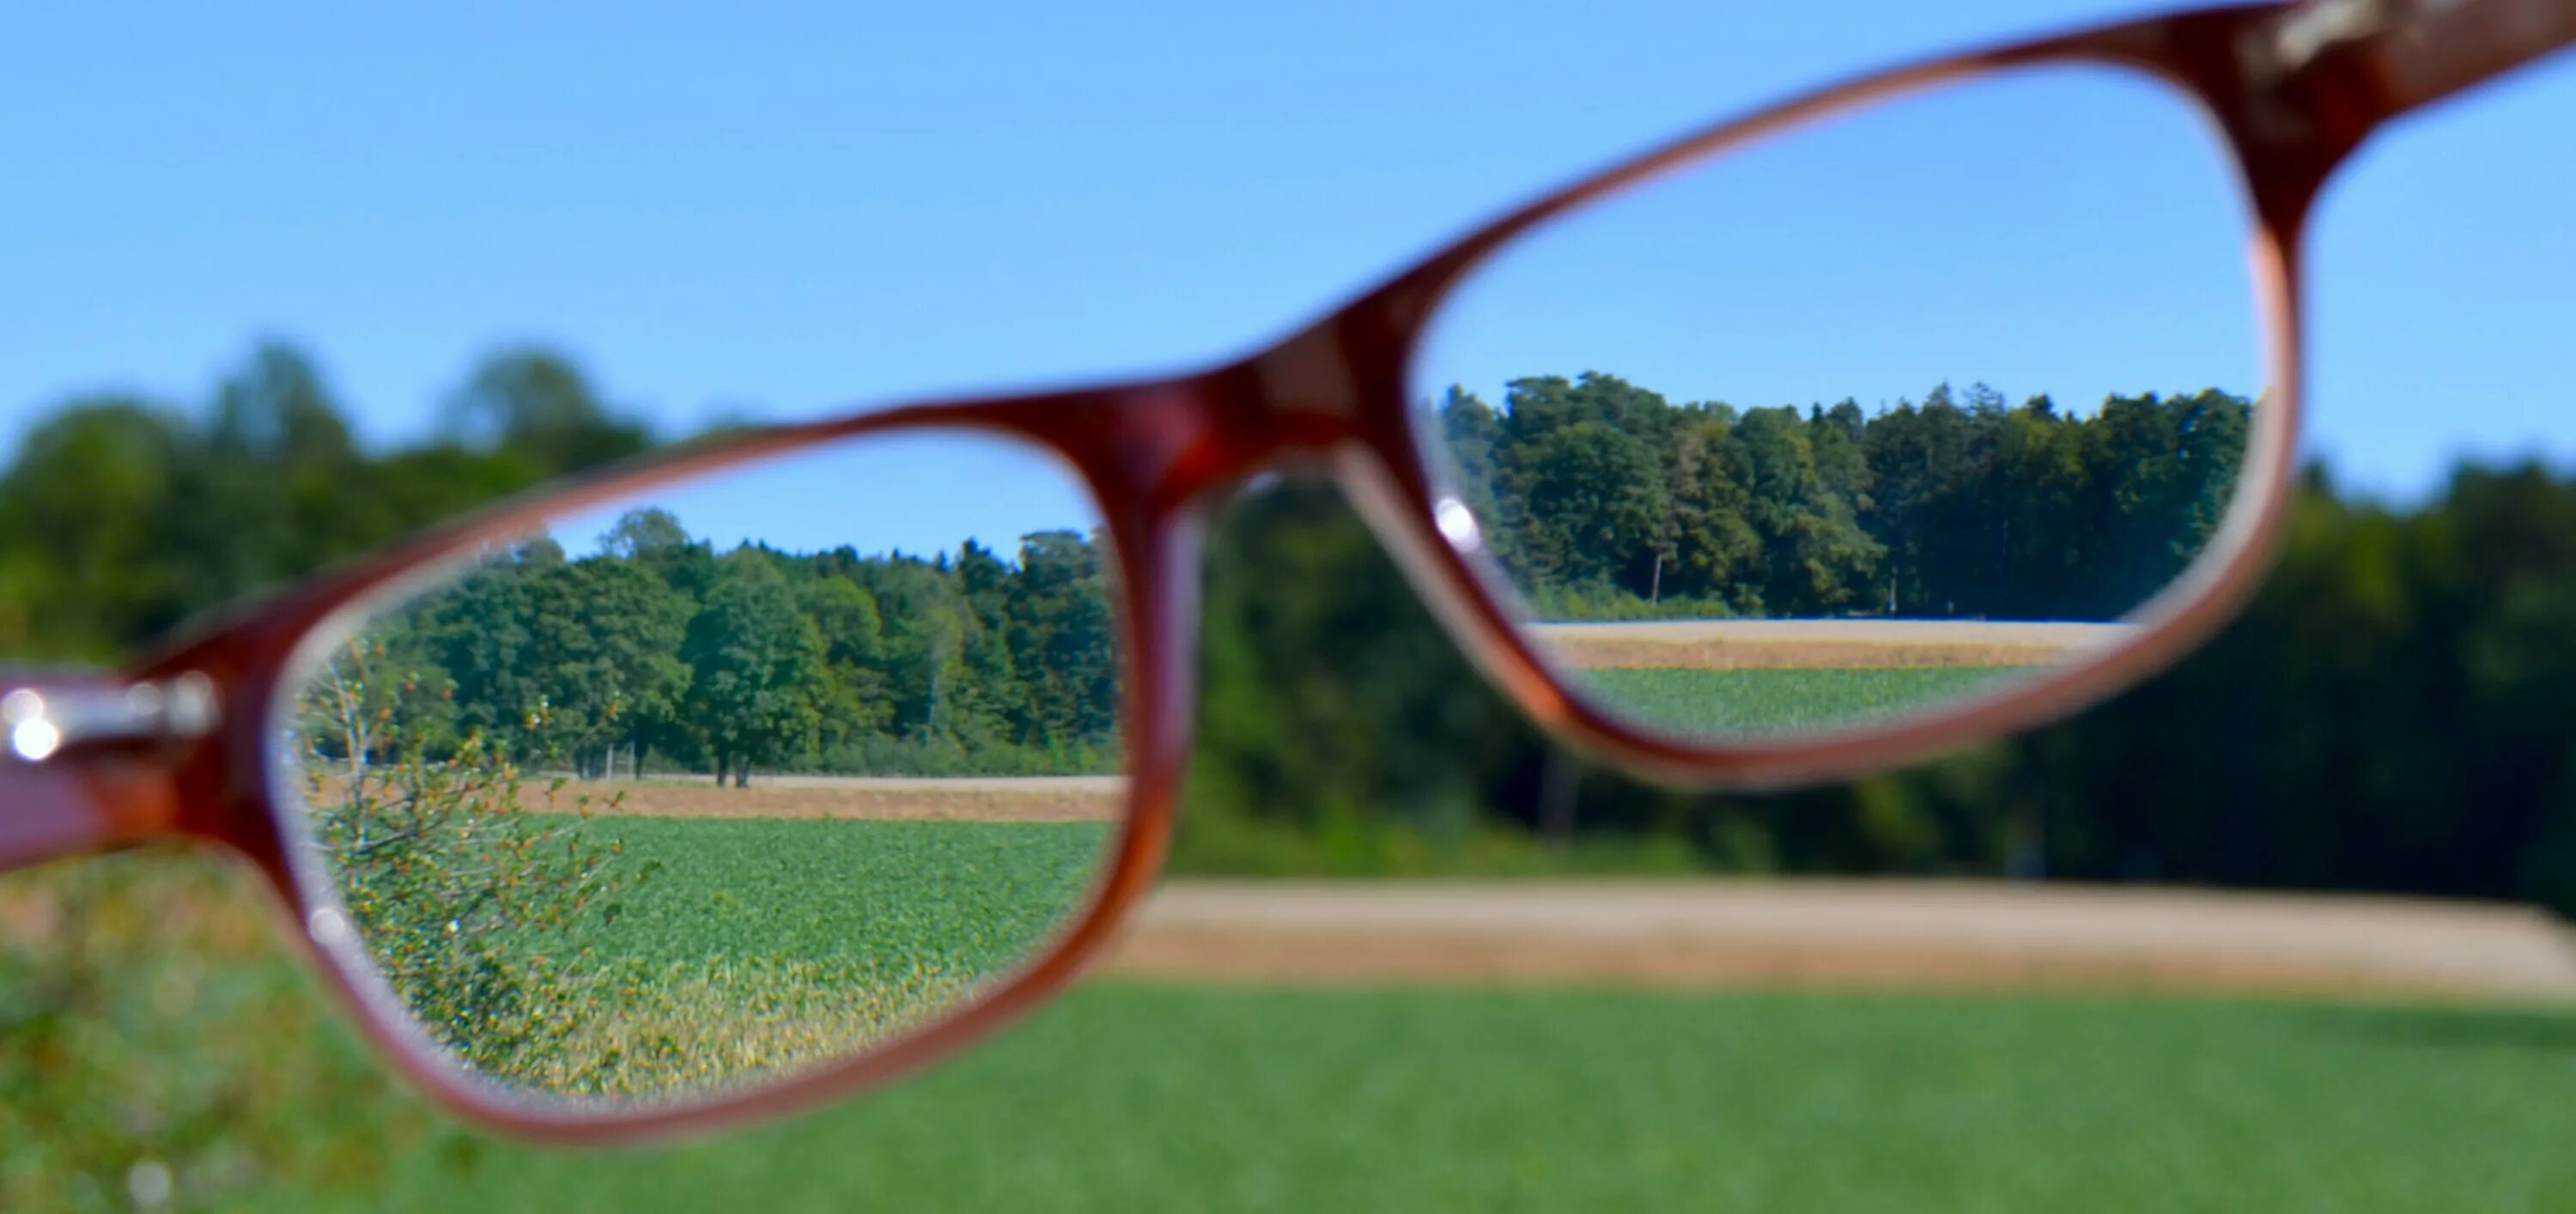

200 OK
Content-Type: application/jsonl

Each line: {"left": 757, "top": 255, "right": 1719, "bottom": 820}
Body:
{"left": 337, "top": 984, "right": 2576, "bottom": 1213}
{"left": 15, "top": 859, "right": 2576, "bottom": 1211}
{"left": 1580, "top": 666, "right": 2026, "bottom": 735}
{"left": 564, "top": 816, "right": 1115, "bottom": 976}
{"left": 514, "top": 956, "right": 982, "bottom": 1098}
{"left": 404, "top": 816, "right": 1115, "bottom": 1098}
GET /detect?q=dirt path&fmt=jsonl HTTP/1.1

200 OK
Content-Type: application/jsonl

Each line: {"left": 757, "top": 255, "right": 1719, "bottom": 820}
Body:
{"left": 1102, "top": 879, "right": 2576, "bottom": 1001}
{"left": 1533, "top": 619, "right": 2140, "bottom": 671}
{"left": 582, "top": 774, "right": 1125, "bottom": 822}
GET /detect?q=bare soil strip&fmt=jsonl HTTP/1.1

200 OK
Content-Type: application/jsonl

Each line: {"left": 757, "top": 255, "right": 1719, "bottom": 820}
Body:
{"left": 579, "top": 775, "right": 1125, "bottom": 822}
{"left": 1533, "top": 619, "right": 2140, "bottom": 671}
{"left": 1102, "top": 880, "right": 2576, "bottom": 1001}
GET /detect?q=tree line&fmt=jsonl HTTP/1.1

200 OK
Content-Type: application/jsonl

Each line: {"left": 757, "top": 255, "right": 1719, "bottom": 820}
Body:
{"left": 311, "top": 512, "right": 1121, "bottom": 782}
{"left": 1200, "top": 463, "right": 2576, "bottom": 915}
{"left": 0, "top": 343, "right": 654, "bottom": 662}
{"left": 1433, "top": 373, "right": 2248, "bottom": 621}
{"left": 12, "top": 341, "right": 2576, "bottom": 914}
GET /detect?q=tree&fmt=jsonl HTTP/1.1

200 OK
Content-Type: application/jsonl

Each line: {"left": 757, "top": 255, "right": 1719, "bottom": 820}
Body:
{"left": 1663, "top": 418, "right": 1765, "bottom": 610}
{"left": 1431, "top": 385, "right": 1510, "bottom": 555}
{"left": 295, "top": 641, "right": 647, "bottom": 1082}
{"left": 1735, "top": 407, "right": 1880, "bottom": 613}
{"left": 795, "top": 574, "right": 893, "bottom": 756}
{"left": 1005, "top": 529, "right": 1121, "bottom": 752}
{"left": 599, "top": 507, "right": 694, "bottom": 567}
{"left": 0, "top": 398, "right": 188, "bottom": 657}
{"left": 679, "top": 553, "right": 835, "bottom": 786}
{"left": 525, "top": 557, "right": 694, "bottom": 778}
{"left": 443, "top": 347, "right": 651, "bottom": 474}
{"left": 167, "top": 343, "right": 375, "bottom": 624}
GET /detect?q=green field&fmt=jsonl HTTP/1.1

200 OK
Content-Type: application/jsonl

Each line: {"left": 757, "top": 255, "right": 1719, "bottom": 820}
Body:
{"left": 564, "top": 817, "right": 1112, "bottom": 974}
{"left": 352, "top": 815, "right": 1116, "bottom": 1098}
{"left": 15, "top": 856, "right": 2576, "bottom": 1211}
{"left": 281, "top": 984, "right": 2576, "bottom": 1212}
{"left": 1581, "top": 667, "right": 2026, "bottom": 735}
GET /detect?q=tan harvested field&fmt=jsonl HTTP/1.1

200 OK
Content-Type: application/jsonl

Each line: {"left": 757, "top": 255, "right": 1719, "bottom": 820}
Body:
{"left": 579, "top": 774, "right": 1125, "bottom": 822}
{"left": 1103, "top": 880, "right": 2576, "bottom": 1001}
{"left": 1534, "top": 618, "right": 2140, "bottom": 671}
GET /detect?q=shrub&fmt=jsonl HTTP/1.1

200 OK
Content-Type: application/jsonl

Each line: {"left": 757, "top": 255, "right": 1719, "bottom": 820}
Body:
{"left": 296, "top": 639, "right": 654, "bottom": 1085}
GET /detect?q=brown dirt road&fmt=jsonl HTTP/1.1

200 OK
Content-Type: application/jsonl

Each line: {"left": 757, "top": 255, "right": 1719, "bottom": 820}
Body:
{"left": 1534, "top": 618, "right": 2139, "bottom": 670}
{"left": 1101, "top": 879, "right": 2576, "bottom": 1002}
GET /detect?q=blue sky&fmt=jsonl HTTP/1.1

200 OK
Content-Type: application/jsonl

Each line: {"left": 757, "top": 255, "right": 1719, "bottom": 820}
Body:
{"left": 4, "top": 0, "right": 2572, "bottom": 559}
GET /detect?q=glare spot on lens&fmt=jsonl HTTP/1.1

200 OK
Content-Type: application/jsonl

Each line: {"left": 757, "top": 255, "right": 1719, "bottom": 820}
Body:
{"left": 309, "top": 907, "right": 351, "bottom": 947}
{"left": 1434, "top": 497, "right": 1482, "bottom": 550}
{"left": 9, "top": 719, "right": 61, "bottom": 762}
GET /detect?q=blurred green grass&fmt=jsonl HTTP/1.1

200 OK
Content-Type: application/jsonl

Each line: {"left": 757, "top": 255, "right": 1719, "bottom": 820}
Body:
{"left": 13, "top": 856, "right": 2576, "bottom": 1213}
{"left": 342, "top": 984, "right": 2576, "bottom": 1213}
{"left": 1579, "top": 667, "right": 2021, "bottom": 735}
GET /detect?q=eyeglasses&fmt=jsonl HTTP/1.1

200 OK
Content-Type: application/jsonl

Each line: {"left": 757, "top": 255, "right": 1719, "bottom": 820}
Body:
{"left": 4, "top": 0, "right": 2568, "bottom": 1144}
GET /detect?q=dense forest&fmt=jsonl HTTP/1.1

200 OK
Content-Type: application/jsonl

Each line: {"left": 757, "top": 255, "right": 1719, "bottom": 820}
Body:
{"left": 1430, "top": 373, "right": 2249, "bottom": 621}
{"left": 307, "top": 514, "right": 1121, "bottom": 781}
{"left": 10, "top": 341, "right": 2576, "bottom": 914}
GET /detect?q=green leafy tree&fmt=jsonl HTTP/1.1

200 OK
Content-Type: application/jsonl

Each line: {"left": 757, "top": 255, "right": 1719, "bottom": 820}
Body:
{"left": 796, "top": 574, "right": 895, "bottom": 755}
{"left": 1005, "top": 529, "right": 1121, "bottom": 753}
{"left": 442, "top": 347, "right": 651, "bottom": 473}
{"left": 0, "top": 398, "right": 189, "bottom": 657}
{"left": 680, "top": 552, "right": 835, "bottom": 786}
{"left": 525, "top": 556, "right": 694, "bottom": 778}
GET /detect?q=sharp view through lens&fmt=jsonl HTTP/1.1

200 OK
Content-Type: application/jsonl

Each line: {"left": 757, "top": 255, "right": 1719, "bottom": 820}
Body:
{"left": 289, "top": 437, "right": 1128, "bottom": 1102}
{"left": 1425, "top": 371, "right": 2246, "bottom": 738}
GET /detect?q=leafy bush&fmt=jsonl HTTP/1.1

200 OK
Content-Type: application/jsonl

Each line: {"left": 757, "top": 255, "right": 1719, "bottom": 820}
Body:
{"left": 0, "top": 855, "right": 440, "bottom": 1211}
{"left": 295, "top": 640, "right": 654, "bottom": 1085}
{"left": 813, "top": 731, "right": 1121, "bottom": 778}
{"left": 1523, "top": 580, "right": 1741, "bottom": 623}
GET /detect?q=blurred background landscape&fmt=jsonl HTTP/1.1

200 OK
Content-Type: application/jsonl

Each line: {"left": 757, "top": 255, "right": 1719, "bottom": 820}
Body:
{"left": 9, "top": 0, "right": 2576, "bottom": 1205}
{"left": 4, "top": 344, "right": 2576, "bottom": 1210}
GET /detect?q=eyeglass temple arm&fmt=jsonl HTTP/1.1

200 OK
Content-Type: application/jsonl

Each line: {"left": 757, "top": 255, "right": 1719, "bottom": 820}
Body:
{"left": 0, "top": 671, "right": 211, "bottom": 872}
{"left": 2257, "top": 0, "right": 2576, "bottom": 116}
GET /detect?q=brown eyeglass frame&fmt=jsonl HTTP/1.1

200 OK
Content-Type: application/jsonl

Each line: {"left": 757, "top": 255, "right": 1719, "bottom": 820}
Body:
{"left": 4, "top": 0, "right": 2571, "bottom": 1145}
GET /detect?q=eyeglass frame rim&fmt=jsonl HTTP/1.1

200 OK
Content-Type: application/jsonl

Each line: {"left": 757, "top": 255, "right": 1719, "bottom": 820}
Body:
{"left": 13, "top": 0, "right": 2566, "bottom": 1144}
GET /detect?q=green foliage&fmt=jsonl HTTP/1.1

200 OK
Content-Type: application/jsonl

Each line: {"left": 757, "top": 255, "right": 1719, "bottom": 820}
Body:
{"left": 366, "top": 518, "right": 1121, "bottom": 783}
{"left": 1522, "top": 581, "right": 1738, "bottom": 622}
{"left": 1192, "top": 480, "right": 1522, "bottom": 845}
{"left": 1168, "top": 795, "right": 1704, "bottom": 877}
{"left": 289, "top": 634, "right": 1112, "bottom": 1098}
{"left": 681, "top": 553, "right": 836, "bottom": 784}
{"left": 0, "top": 342, "right": 632, "bottom": 664}
{"left": 440, "top": 347, "right": 651, "bottom": 473}
{"left": 1577, "top": 666, "right": 2024, "bottom": 736}
{"left": 1188, "top": 465, "right": 2576, "bottom": 913}
{"left": 8, "top": 338, "right": 2576, "bottom": 908}
{"left": 0, "top": 857, "right": 439, "bottom": 1212}
{"left": 14, "top": 342, "right": 2576, "bottom": 1207}
{"left": 296, "top": 699, "right": 647, "bottom": 1082}
{"left": 1433, "top": 373, "right": 2249, "bottom": 621}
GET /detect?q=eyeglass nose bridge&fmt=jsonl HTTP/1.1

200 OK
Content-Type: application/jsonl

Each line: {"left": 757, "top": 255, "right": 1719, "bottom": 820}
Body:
{"left": 1067, "top": 325, "right": 1389, "bottom": 522}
